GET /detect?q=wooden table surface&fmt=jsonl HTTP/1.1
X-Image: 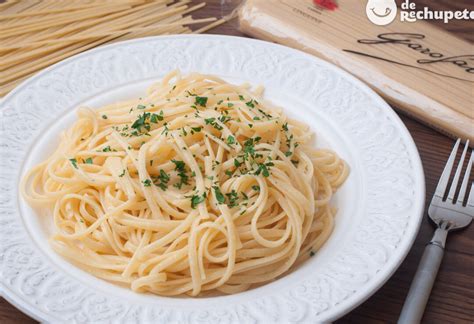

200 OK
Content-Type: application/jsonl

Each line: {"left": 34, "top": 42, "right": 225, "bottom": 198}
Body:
{"left": 1, "top": 0, "right": 472, "bottom": 323}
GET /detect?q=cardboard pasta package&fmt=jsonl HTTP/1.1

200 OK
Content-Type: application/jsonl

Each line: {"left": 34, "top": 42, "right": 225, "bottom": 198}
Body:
{"left": 238, "top": 0, "right": 473, "bottom": 141}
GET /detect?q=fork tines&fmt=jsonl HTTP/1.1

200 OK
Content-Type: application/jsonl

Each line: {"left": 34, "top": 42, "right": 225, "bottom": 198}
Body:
{"left": 434, "top": 139, "right": 473, "bottom": 206}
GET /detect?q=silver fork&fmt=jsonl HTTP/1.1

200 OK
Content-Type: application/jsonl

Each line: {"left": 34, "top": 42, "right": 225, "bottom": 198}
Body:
{"left": 398, "top": 139, "right": 473, "bottom": 324}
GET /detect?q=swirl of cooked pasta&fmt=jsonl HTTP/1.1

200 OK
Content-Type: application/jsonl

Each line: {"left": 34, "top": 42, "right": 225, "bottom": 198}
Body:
{"left": 21, "top": 71, "right": 349, "bottom": 296}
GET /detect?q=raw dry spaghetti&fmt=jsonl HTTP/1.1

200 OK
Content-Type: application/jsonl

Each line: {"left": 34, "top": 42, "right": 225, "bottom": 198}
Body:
{"left": 0, "top": 0, "right": 225, "bottom": 97}
{"left": 21, "top": 71, "right": 349, "bottom": 296}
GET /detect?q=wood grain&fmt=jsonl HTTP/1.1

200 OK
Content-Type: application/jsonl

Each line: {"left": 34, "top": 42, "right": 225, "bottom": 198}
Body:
{"left": 0, "top": 1, "right": 473, "bottom": 323}
{"left": 238, "top": 0, "right": 474, "bottom": 141}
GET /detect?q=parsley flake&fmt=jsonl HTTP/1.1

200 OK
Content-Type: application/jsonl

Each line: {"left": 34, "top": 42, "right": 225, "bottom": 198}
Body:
{"left": 255, "top": 163, "right": 270, "bottom": 177}
{"left": 69, "top": 158, "right": 78, "bottom": 169}
{"left": 204, "top": 117, "right": 223, "bottom": 131}
{"left": 226, "top": 135, "right": 235, "bottom": 145}
{"left": 195, "top": 96, "right": 208, "bottom": 107}
{"left": 131, "top": 112, "right": 151, "bottom": 132}
{"left": 226, "top": 190, "right": 239, "bottom": 208}
{"left": 245, "top": 100, "right": 255, "bottom": 108}
{"left": 191, "top": 194, "right": 205, "bottom": 208}
{"left": 154, "top": 169, "right": 170, "bottom": 190}
{"left": 172, "top": 160, "right": 189, "bottom": 189}
{"left": 213, "top": 186, "right": 225, "bottom": 204}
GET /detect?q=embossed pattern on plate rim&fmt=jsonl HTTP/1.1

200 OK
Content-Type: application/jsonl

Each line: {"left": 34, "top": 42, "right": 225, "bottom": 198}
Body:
{"left": 0, "top": 35, "right": 425, "bottom": 323}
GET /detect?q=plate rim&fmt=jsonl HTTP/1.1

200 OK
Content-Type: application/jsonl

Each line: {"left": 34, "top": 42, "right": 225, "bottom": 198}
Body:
{"left": 0, "top": 34, "right": 425, "bottom": 323}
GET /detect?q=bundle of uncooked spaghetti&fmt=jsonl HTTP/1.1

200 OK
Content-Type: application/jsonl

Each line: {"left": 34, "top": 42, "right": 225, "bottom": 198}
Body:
{"left": 0, "top": 0, "right": 224, "bottom": 97}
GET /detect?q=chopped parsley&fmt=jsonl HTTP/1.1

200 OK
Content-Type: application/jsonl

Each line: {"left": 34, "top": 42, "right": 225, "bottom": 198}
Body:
{"left": 153, "top": 169, "right": 170, "bottom": 190}
{"left": 69, "top": 158, "right": 78, "bottom": 169}
{"left": 310, "top": 251, "right": 315, "bottom": 257}
{"left": 252, "top": 185, "right": 260, "bottom": 191}
{"left": 255, "top": 163, "right": 271, "bottom": 177}
{"left": 243, "top": 138, "right": 257, "bottom": 158}
{"left": 258, "top": 108, "right": 272, "bottom": 119}
{"left": 195, "top": 96, "right": 208, "bottom": 107}
{"left": 150, "top": 111, "right": 164, "bottom": 123}
{"left": 238, "top": 95, "right": 245, "bottom": 100}
{"left": 137, "top": 104, "right": 146, "bottom": 109}
{"left": 102, "top": 146, "right": 112, "bottom": 152}
{"left": 218, "top": 115, "right": 231, "bottom": 124}
{"left": 213, "top": 186, "right": 225, "bottom": 204}
{"left": 191, "top": 194, "right": 205, "bottom": 208}
{"left": 204, "top": 117, "right": 223, "bottom": 131}
{"left": 172, "top": 160, "right": 189, "bottom": 189}
{"left": 226, "top": 135, "right": 235, "bottom": 145}
{"left": 204, "top": 117, "right": 215, "bottom": 124}
{"left": 282, "top": 123, "right": 289, "bottom": 131}
{"left": 245, "top": 100, "right": 255, "bottom": 108}
{"left": 226, "top": 190, "right": 239, "bottom": 208}
{"left": 142, "top": 179, "right": 152, "bottom": 187}
{"left": 161, "top": 122, "right": 169, "bottom": 135}
{"left": 118, "top": 169, "right": 126, "bottom": 177}
{"left": 84, "top": 157, "right": 93, "bottom": 164}
{"left": 101, "top": 115, "right": 108, "bottom": 119}
{"left": 131, "top": 112, "right": 151, "bottom": 132}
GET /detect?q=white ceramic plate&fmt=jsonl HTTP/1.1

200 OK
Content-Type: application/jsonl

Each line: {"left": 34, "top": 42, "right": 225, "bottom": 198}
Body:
{"left": 0, "top": 35, "right": 425, "bottom": 323}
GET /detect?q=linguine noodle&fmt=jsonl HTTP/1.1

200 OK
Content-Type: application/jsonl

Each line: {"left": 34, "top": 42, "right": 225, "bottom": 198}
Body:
{"left": 21, "top": 71, "right": 349, "bottom": 296}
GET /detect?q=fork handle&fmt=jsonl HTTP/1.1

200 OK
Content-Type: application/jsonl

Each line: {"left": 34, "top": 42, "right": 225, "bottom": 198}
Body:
{"left": 398, "top": 228, "right": 447, "bottom": 324}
